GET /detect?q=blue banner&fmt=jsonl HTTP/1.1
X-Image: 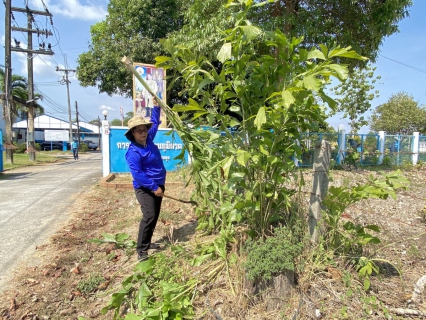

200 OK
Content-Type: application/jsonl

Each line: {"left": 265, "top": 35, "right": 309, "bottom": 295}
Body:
{"left": 0, "top": 129, "right": 3, "bottom": 172}
{"left": 109, "top": 128, "right": 188, "bottom": 173}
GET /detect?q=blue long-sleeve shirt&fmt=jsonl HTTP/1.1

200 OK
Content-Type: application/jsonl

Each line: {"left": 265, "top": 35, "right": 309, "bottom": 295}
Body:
{"left": 125, "top": 106, "right": 166, "bottom": 191}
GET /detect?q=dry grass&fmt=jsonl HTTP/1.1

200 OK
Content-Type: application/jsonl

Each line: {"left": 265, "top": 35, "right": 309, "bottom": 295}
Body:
{"left": 0, "top": 168, "right": 425, "bottom": 319}
{"left": 0, "top": 171, "right": 197, "bottom": 320}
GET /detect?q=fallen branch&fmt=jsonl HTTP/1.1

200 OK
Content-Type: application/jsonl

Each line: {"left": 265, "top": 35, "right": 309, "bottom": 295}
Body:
{"left": 389, "top": 308, "right": 426, "bottom": 317}
{"left": 412, "top": 274, "right": 426, "bottom": 304}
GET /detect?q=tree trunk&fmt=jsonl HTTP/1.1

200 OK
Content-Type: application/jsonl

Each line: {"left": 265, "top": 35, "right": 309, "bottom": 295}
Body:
{"left": 244, "top": 270, "right": 294, "bottom": 311}
{"left": 308, "top": 140, "right": 331, "bottom": 244}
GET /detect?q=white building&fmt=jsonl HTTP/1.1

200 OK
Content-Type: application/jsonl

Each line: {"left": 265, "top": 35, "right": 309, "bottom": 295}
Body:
{"left": 12, "top": 115, "right": 100, "bottom": 144}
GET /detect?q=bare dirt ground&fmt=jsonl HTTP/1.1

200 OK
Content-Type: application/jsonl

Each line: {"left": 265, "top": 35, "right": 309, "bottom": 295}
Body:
{"left": 0, "top": 168, "right": 425, "bottom": 320}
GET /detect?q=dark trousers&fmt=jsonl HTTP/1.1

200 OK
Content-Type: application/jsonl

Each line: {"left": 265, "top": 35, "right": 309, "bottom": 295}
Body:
{"left": 135, "top": 185, "right": 165, "bottom": 255}
{"left": 72, "top": 148, "right": 78, "bottom": 160}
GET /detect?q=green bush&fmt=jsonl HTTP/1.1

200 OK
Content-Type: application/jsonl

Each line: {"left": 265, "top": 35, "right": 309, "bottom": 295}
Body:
{"left": 14, "top": 143, "right": 27, "bottom": 154}
{"left": 382, "top": 154, "right": 394, "bottom": 166}
{"left": 244, "top": 226, "right": 304, "bottom": 282}
{"left": 79, "top": 143, "right": 89, "bottom": 152}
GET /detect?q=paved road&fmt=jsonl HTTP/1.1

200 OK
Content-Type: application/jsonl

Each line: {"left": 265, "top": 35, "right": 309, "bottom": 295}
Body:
{"left": 0, "top": 152, "right": 102, "bottom": 292}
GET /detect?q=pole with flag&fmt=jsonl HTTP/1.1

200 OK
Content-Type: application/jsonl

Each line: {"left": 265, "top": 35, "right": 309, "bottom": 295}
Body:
{"left": 120, "top": 105, "right": 124, "bottom": 126}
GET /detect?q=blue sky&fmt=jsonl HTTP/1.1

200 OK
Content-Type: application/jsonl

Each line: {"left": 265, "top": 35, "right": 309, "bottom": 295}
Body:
{"left": 1, "top": 0, "right": 425, "bottom": 131}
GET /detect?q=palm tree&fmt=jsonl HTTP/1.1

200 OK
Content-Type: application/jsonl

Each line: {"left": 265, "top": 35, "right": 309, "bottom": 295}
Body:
{"left": 0, "top": 69, "right": 44, "bottom": 163}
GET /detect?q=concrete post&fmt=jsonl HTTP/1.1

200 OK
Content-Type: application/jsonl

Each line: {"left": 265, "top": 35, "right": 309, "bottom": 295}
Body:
{"left": 309, "top": 140, "right": 331, "bottom": 244}
{"left": 412, "top": 132, "right": 419, "bottom": 165}
{"left": 102, "top": 120, "right": 110, "bottom": 177}
{"left": 378, "top": 131, "right": 385, "bottom": 164}
{"left": 0, "top": 129, "right": 3, "bottom": 172}
{"left": 337, "top": 125, "right": 345, "bottom": 165}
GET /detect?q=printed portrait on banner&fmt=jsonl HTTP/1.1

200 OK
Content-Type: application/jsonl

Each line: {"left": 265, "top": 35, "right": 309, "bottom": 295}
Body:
{"left": 133, "top": 63, "right": 167, "bottom": 127}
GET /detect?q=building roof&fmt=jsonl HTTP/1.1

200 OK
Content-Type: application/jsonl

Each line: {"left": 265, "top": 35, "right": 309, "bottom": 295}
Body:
{"left": 13, "top": 115, "right": 95, "bottom": 133}
{"left": 76, "top": 122, "right": 100, "bottom": 134}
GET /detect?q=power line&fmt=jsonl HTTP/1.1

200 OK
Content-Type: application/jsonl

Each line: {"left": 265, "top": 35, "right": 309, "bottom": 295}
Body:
{"left": 379, "top": 54, "right": 426, "bottom": 75}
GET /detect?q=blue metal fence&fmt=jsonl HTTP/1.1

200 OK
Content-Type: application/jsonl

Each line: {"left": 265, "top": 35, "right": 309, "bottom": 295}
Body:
{"left": 298, "top": 131, "right": 422, "bottom": 168}
{"left": 419, "top": 135, "right": 426, "bottom": 163}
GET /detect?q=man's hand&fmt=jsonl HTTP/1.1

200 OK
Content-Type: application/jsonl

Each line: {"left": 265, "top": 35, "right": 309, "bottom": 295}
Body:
{"left": 153, "top": 187, "right": 164, "bottom": 197}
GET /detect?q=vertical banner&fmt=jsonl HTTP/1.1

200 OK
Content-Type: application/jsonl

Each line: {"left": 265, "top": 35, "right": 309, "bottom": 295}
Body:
{"left": 133, "top": 63, "right": 167, "bottom": 128}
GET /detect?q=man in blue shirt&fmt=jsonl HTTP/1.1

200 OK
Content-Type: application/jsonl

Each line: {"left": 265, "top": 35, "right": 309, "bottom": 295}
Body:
{"left": 71, "top": 139, "right": 78, "bottom": 160}
{"left": 125, "top": 97, "right": 166, "bottom": 262}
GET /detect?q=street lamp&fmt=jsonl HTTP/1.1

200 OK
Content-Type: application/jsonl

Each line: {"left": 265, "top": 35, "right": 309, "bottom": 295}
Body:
{"left": 102, "top": 110, "right": 108, "bottom": 120}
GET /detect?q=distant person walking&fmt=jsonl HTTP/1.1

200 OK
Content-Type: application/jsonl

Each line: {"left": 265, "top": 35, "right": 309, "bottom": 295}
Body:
{"left": 71, "top": 140, "right": 79, "bottom": 160}
{"left": 124, "top": 97, "right": 166, "bottom": 262}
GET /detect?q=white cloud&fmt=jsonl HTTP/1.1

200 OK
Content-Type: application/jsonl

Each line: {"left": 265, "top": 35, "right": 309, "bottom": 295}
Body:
{"left": 98, "top": 105, "right": 114, "bottom": 111}
{"left": 30, "top": 0, "right": 107, "bottom": 21}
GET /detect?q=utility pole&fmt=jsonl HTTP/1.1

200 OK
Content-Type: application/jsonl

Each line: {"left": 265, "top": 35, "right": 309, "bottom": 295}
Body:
{"left": 56, "top": 67, "right": 76, "bottom": 144}
{"left": 75, "top": 101, "right": 80, "bottom": 144}
{"left": 4, "top": 0, "right": 13, "bottom": 164}
{"left": 9, "top": 4, "right": 53, "bottom": 161}
{"left": 26, "top": 11, "right": 35, "bottom": 160}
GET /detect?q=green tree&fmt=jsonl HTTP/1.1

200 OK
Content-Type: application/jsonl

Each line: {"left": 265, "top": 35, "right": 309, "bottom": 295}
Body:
{"left": 76, "top": 0, "right": 411, "bottom": 100}
{"left": 331, "top": 64, "right": 380, "bottom": 134}
{"left": 0, "top": 70, "right": 44, "bottom": 163}
{"left": 76, "top": 0, "right": 184, "bottom": 97}
{"left": 369, "top": 92, "right": 426, "bottom": 134}
{"left": 155, "top": 0, "right": 366, "bottom": 236}
{"left": 0, "top": 69, "right": 44, "bottom": 122}
{"left": 88, "top": 118, "right": 101, "bottom": 126}
{"left": 110, "top": 111, "right": 133, "bottom": 126}
{"left": 170, "top": 0, "right": 412, "bottom": 61}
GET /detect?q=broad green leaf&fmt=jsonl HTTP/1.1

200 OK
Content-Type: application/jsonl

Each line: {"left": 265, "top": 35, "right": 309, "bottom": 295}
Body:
{"left": 173, "top": 102, "right": 205, "bottom": 112}
{"left": 217, "top": 43, "right": 232, "bottom": 63}
{"left": 236, "top": 150, "right": 251, "bottom": 166}
{"left": 198, "top": 78, "right": 215, "bottom": 91}
{"left": 155, "top": 56, "right": 171, "bottom": 64}
{"left": 364, "top": 225, "right": 380, "bottom": 232}
{"left": 229, "top": 210, "right": 242, "bottom": 222}
{"left": 137, "top": 282, "right": 152, "bottom": 306}
{"left": 302, "top": 75, "right": 322, "bottom": 91}
{"left": 281, "top": 90, "right": 295, "bottom": 109}
{"left": 363, "top": 279, "right": 371, "bottom": 291}
{"left": 327, "top": 64, "right": 349, "bottom": 80}
{"left": 116, "top": 233, "right": 130, "bottom": 242}
{"left": 307, "top": 49, "right": 326, "bottom": 60}
{"left": 254, "top": 107, "right": 266, "bottom": 130}
{"left": 191, "top": 253, "right": 213, "bottom": 266}
{"left": 102, "top": 233, "right": 117, "bottom": 242}
{"left": 238, "top": 25, "right": 262, "bottom": 40}
{"left": 259, "top": 145, "right": 269, "bottom": 155}
{"left": 221, "top": 156, "right": 234, "bottom": 178}
{"left": 134, "top": 258, "right": 155, "bottom": 273}
{"left": 328, "top": 46, "right": 368, "bottom": 61}
{"left": 319, "top": 44, "right": 328, "bottom": 58}
{"left": 321, "top": 93, "right": 337, "bottom": 110}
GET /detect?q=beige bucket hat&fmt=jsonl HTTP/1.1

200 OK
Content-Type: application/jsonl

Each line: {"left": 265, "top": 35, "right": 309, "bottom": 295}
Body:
{"left": 124, "top": 116, "right": 153, "bottom": 141}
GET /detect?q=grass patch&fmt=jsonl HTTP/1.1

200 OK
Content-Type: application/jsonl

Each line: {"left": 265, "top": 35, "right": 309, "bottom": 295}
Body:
{"left": 76, "top": 272, "right": 105, "bottom": 295}
{"left": 2, "top": 151, "right": 67, "bottom": 171}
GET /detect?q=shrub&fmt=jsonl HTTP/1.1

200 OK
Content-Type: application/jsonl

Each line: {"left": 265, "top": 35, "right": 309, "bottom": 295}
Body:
{"left": 14, "top": 143, "right": 27, "bottom": 154}
{"left": 79, "top": 143, "right": 89, "bottom": 152}
{"left": 244, "top": 226, "right": 305, "bottom": 282}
